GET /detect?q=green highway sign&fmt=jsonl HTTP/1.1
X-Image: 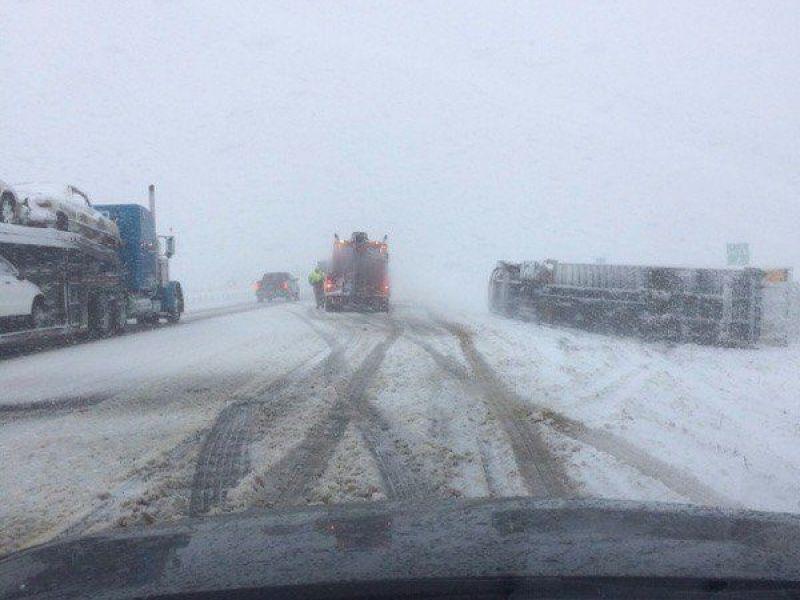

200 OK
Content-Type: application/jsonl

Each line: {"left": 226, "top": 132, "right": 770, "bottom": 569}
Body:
{"left": 726, "top": 243, "right": 750, "bottom": 266}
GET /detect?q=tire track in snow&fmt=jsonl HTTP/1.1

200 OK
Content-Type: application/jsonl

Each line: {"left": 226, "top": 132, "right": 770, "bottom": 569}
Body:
{"left": 255, "top": 330, "right": 392, "bottom": 505}
{"left": 345, "top": 326, "right": 434, "bottom": 500}
{"left": 539, "top": 409, "right": 735, "bottom": 507}
{"left": 438, "top": 321, "right": 576, "bottom": 499}
{"left": 257, "top": 314, "right": 429, "bottom": 505}
{"left": 0, "top": 393, "right": 111, "bottom": 420}
{"left": 403, "top": 324, "right": 509, "bottom": 497}
{"left": 436, "top": 318, "right": 734, "bottom": 507}
{"left": 188, "top": 404, "right": 254, "bottom": 515}
{"left": 188, "top": 351, "right": 334, "bottom": 516}
{"left": 327, "top": 312, "right": 437, "bottom": 499}
{"left": 8, "top": 326, "right": 319, "bottom": 548}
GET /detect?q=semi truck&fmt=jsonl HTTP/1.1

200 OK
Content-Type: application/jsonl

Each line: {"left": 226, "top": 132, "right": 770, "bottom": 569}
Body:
{"left": 0, "top": 185, "right": 183, "bottom": 348}
{"left": 324, "top": 232, "right": 389, "bottom": 312}
{"left": 488, "top": 259, "right": 792, "bottom": 346}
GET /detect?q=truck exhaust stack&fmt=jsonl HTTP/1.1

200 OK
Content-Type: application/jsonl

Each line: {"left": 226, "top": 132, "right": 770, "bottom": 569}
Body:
{"left": 148, "top": 184, "right": 156, "bottom": 228}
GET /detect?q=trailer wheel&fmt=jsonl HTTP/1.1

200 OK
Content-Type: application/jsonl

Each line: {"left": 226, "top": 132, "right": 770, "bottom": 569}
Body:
{"left": 89, "top": 294, "right": 114, "bottom": 337}
{"left": 29, "top": 297, "right": 47, "bottom": 329}
{"left": 137, "top": 314, "right": 159, "bottom": 326}
{"left": 0, "top": 192, "right": 16, "bottom": 224}
{"left": 112, "top": 301, "right": 127, "bottom": 334}
{"left": 55, "top": 212, "right": 69, "bottom": 231}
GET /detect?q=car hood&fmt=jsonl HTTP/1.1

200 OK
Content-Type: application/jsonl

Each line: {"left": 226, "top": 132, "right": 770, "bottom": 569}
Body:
{"left": 2, "top": 497, "right": 800, "bottom": 599}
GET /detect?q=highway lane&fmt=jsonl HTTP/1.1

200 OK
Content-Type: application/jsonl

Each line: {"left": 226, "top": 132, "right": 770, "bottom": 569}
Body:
{"left": 3, "top": 300, "right": 777, "bottom": 558}
{"left": 0, "top": 299, "right": 274, "bottom": 361}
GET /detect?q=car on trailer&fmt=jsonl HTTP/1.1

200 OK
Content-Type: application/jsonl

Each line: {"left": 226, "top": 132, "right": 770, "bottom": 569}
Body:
{"left": 0, "top": 254, "right": 46, "bottom": 330}
{"left": 9, "top": 183, "right": 120, "bottom": 247}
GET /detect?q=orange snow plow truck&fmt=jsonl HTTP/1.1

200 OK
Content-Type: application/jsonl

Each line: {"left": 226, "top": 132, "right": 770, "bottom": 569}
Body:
{"left": 324, "top": 232, "right": 389, "bottom": 312}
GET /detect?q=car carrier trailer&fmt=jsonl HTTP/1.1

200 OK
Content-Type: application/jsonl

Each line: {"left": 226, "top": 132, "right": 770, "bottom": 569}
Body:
{"left": 0, "top": 185, "right": 183, "bottom": 349}
{"left": 489, "top": 259, "right": 792, "bottom": 346}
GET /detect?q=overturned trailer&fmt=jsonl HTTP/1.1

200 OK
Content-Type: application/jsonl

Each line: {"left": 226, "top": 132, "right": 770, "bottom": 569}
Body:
{"left": 489, "top": 260, "right": 792, "bottom": 346}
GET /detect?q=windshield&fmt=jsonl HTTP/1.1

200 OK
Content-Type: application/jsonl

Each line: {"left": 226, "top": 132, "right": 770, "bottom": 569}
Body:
{"left": 1, "top": 0, "right": 799, "bottom": 588}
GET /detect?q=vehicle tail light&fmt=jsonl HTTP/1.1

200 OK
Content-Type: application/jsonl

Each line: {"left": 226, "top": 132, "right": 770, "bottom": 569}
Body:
{"left": 253, "top": 281, "right": 261, "bottom": 291}
{"left": 281, "top": 281, "right": 288, "bottom": 290}
{"left": 324, "top": 277, "right": 335, "bottom": 291}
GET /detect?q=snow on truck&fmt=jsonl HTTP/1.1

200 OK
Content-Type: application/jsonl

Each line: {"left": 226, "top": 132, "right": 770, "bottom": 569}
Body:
{"left": 0, "top": 183, "right": 183, "bottom": 348}
{"left": 324, "top": 232, "right": 389, "bottom": 312}
{"left": 489, "top": 259, "right": 793, "bottom": 346}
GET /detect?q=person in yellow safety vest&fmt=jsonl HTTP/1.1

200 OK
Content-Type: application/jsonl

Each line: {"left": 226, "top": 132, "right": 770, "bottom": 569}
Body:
{"left": 308, "top": 266, "right": 325, "bottom": 308}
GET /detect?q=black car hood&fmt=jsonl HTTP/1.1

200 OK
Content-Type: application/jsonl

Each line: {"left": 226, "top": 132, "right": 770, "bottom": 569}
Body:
{"left": 2, "top": 497, "right": 800, "bottom": 599}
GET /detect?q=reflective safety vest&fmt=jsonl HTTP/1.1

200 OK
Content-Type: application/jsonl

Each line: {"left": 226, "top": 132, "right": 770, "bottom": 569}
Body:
{"left": 308, "top": 269, "right": 325, "bottom": 285}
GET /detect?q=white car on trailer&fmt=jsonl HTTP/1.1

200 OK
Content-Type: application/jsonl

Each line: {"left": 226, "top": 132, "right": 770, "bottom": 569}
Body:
{"left": 4, "top": 183, "right": 120, "bottom": 247}
{"left": 0, "top": 254, "right": 46, "bottom": 328}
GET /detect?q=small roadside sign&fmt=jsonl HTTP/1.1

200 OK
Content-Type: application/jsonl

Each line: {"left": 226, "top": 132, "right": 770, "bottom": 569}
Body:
{"left": 726, "top": 243, "right": 750, "bottom": 267}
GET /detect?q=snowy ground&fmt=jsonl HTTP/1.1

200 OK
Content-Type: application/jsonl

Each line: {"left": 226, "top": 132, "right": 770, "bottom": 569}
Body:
{"left": 466, "top": 312, "right": 800, "bottom": 513}
{"left": 1, "top": 300, "right": 798, "bottom": 556}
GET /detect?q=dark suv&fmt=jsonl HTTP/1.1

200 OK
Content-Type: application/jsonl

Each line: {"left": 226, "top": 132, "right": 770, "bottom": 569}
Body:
{"left": 255, "top": 272, "right": 299, "bottom": 303}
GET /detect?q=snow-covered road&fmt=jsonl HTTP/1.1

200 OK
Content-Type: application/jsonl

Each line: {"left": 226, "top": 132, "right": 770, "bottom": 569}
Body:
{"left": 2, "top": 301, "right": 799, "bottom": 556}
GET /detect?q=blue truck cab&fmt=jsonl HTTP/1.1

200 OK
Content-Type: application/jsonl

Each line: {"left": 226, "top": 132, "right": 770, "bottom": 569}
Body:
{"left": 96, "top": 203, "right": 184, "bottom": 324}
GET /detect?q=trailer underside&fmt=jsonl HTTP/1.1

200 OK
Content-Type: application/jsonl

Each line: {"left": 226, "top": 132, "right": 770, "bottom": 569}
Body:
{"left": 488, "top": 261, "right": 783, "bottom": 346}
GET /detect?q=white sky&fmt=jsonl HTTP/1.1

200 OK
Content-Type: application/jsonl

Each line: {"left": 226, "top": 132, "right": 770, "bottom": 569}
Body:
{"left": 2, "top": 1, "right": 798, "bottom": 307}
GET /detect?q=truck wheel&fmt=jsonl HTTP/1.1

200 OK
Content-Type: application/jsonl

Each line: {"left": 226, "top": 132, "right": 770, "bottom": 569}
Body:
{"left": 324, "top": 297, "right": 333, "bottom": 312}
{"left": 166, "top": 282, "right": 184, "bottom": 323}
